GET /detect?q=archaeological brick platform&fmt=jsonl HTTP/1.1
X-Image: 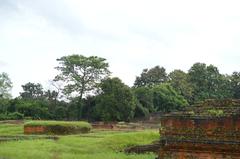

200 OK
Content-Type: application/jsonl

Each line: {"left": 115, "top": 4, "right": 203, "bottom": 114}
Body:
{"left": 158, "top": 99, "right": 240, "bottom": 159}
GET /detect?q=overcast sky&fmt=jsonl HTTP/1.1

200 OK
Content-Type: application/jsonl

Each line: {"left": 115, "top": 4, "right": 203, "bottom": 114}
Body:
{"left": 1, "top": 0, "right": 240, "bottom": 97}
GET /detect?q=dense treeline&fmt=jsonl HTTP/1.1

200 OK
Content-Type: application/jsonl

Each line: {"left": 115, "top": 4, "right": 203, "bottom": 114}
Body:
{"left": 0, "top": 55, "right": 239, "bottom": 121}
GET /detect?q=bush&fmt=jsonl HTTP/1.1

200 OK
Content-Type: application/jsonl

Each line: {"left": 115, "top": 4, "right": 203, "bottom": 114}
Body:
{"left": 24, "top": 120, "right": 92, "bottom": 135}
{"left": 8, "top": 112, "right": 24, "bottom": 120}
{"left": 0, "top": 113, "right": 7, "bottom": 120}
{"left": 0, "top": 112, "right": 24, "bottom": 120}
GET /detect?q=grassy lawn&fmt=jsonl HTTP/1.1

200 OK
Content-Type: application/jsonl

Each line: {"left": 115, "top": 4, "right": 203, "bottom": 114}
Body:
{"left": 0, "top": 123, "right": 23, "bottom": 135}
{"left": 0, "top": 122, "right": 159, "bottom": 159}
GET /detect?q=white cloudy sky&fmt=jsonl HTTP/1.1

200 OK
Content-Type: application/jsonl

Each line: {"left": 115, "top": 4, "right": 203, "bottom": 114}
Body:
{"left": 0, "top": 0, "right": 240, "bottom": 97}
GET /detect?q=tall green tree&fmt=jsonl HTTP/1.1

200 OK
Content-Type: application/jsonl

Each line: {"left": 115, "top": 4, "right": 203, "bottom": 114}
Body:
{"left": 54, "top": 54, "right": 110, "bottom": 119}
{"left": 188, "top": 63, "right": 232, "bottom": 102}
{"left": 20, "top": 82, "right": 44, "bottom": 99}
{"left": 152, "top": 83, "right": 188, "bottom": 112}
{"left": 0, "top": 72, "right": 12, "bottom": 98}
{"left": 231, "top": 72, "right": 240, "bottom": 99}
{"left": 82, "top": 96, "right": 97, "bottom": 121}
{"left": 134, "top": 66, "right": 168, "bottom": 87}
{"left": 44, "top": 89, "right": 59, "bottom": 114}
{"left": 169, "top": 69, "right": 194, "bottom": 103}
{"left": 95, "top": 78, "right": 136, "bottom": 121}
{"left": 0, "top": 98, "right": 10, "bottom": 113}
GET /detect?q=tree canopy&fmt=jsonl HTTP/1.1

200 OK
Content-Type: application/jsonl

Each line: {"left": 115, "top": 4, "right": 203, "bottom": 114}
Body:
{"left": 1, "top": 56, "right": 240, "bottom": 122}
{"left": 231, "top": 72, "right": 240, "bottom": 99}
{"left": 94, "top": 77, "right": 136, "bottom": 121}
{"left": 0, "top": 72, "right": 12, "bottom": 99}
{"left": 20, "top": 82, "right": 44, "bottom": 99}
{"left": 134, "top": 66, "right": 168, "bottom": 87}
{"left": 188, "top": 63, "right": 232, "bottom": 102}
{"left": 152, "top": 83, "right": 188, "bottom": 112}
{"left": 133, "top": 87, "right": 154, "bottom": 117}
{"left": 55, "top": 54, "right": 110, "bottom": 99}
{"left": 169, "top": 69, "right": 194, "bottom": 103}
{"left": 54, "top": 54, "right": 110, "bottom": 119}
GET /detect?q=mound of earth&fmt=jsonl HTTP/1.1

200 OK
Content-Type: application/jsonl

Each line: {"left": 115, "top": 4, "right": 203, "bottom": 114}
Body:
{"left": 24, "top": 121, "right": 92, "bottom": 135}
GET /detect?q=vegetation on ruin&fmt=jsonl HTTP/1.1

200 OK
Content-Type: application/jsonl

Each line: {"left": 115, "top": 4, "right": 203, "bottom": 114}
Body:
{"left": 24, "top": 120, "right": 91, "bottom": 128}
{"left": 206, "top": 109, "right": 224, "bottom": 117}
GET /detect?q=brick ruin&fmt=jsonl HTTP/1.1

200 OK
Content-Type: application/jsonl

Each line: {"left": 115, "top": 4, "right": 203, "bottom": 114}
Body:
{"left": 159, "top": 99, "right": 240, "bottom": 159}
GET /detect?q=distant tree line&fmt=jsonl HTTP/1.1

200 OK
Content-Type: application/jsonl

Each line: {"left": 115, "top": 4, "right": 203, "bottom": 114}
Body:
{"left": 0, "top": 54, "right": 239, "bottom": 121}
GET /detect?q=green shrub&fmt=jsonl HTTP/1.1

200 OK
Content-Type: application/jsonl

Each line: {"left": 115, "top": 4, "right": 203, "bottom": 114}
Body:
{"left": 9, "top": 112, "right": 24, "bottom": 120}
{"left": 0, "top": 112, "right": 24, "bottom": 120}
{"left": 0, "top": 113, "right": 7, "bottom": 120}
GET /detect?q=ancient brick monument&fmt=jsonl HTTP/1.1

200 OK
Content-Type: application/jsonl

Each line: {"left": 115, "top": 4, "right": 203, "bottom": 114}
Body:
{"left": 159, "top": 99, "right": 240, "bottom": 159}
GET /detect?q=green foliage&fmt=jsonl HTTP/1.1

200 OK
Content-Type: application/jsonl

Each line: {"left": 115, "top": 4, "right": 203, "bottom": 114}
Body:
{"left": 55, "top": 54, "right": 110, "bottom": 98}
{"left": 54, "top": 54, "right": 110, "bottom": 119}
{"left": 134, "top": 66, "right": 168, "bottom": 87}
{"left": 13, "top": 99, "right": 50, "bottom": 119}
{"left": 0, "top": 112, "right": 24, "bottom": 120}
{"left": 152, "top": 83, "right": 188, "bottom": 112}
{"left": 134, "top": 101, "right": 151, "bottom": 118}
{"left": 1, "top": 58, "right": 240, "bottom": 122}
{"left": 82, "top": 96, "right": 98, "bottom": 121}
{"left": 95, "top": 78, "right": 136, "bottom": 121}
{"left": 0, "top": 98, "right": 10, "bottom": 113}
{"left": 206, "top": 109, "right": 224, "bottom": 117}
{"left": 133, "top": 87, "right": 155, "bottom": 118}
{"left": 169, "top": 69, "right": 194, "bottom": 103}
{"left": 8, "top": 112, "right": 24, "bottom": 120}
{"left": 54, "top": 106, "right": 67, "bottom": 120}
{"left": 0, "top": 72, "right": 12, "bottom": 98}
{"left": 188, "top": 63, "right": 233, "bottom": 102}
{"left": 231, "top": 71, "right": 240, "bottom": 99}
{"left": 20, "top": 82, "right": 44, "bottom": 99}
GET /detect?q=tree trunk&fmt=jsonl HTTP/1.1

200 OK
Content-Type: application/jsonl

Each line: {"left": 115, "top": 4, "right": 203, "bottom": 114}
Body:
{"left": 77, "top": 97, "right": 82, "bottom": 120}
{"left": 77, "top": 88, "right": 84, "bottom": 120}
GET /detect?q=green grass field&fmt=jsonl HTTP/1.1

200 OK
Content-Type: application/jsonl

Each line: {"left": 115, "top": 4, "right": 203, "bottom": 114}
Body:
{"left": 0, "top": 122, "right": 159, "bottom": 159}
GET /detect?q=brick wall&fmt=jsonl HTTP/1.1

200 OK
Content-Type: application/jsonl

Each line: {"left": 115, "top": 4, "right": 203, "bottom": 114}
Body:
{"left": 158, "top": 99, "right": 240, "bottom": 159}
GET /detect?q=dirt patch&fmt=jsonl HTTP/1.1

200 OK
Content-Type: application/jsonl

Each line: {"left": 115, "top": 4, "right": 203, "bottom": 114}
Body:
{"left": 91, "top": 122, "right": 156, "bottom": 131}
{"left": 0, "top": 120, "right": 23, "bottom": 124}
{"left": 0, "top": 135, "right": 58, "bottom": 142}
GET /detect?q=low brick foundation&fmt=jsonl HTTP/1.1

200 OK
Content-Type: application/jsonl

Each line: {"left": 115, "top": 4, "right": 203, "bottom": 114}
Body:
{"left": 24, "top": 122, "right": 91, "bottom": 135}
{"left": 91, "top": 122, "right": 115, "bottom": 129}
{"left": 24, "top": 126, "right": 46, "bottom": 134}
